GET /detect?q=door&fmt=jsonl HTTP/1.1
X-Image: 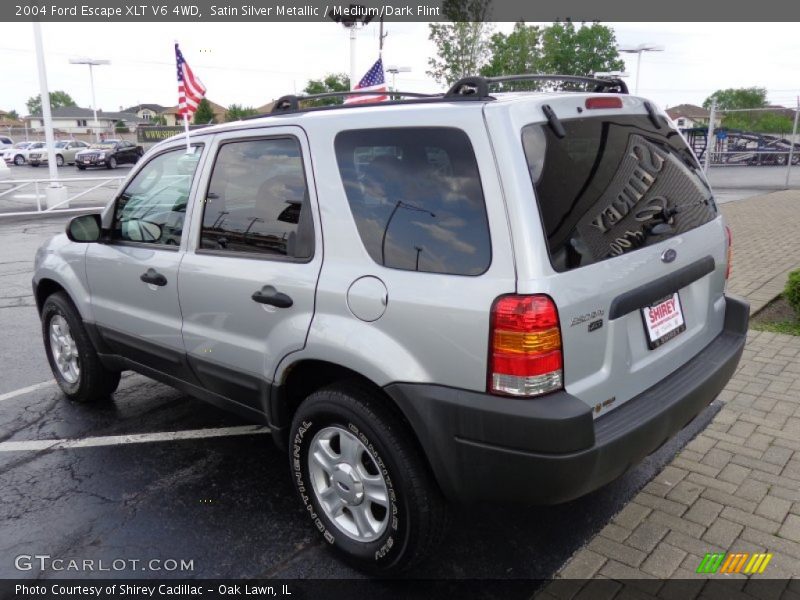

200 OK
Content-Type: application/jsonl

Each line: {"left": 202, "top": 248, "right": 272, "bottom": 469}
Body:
{"left": 511, "top": 107, "right": 725, "bottom": 417}
{"left": 178, "top": 128, "right": 322, "bottom": 414}
{"left": 85, "top": 143, "right": 206, "bottom": 378}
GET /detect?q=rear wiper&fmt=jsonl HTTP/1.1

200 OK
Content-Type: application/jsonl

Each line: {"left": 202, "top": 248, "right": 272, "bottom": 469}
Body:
{"left": 541, "top": 104, "right": 566, "bottom": 138}
{"left": 644, "top": 101, "right": 663, "bottom": 129}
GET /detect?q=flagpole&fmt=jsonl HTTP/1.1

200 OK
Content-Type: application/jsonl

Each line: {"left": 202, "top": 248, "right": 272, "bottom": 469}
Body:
{"left": 183, "top": 113, "right": 190, "bottom": 153}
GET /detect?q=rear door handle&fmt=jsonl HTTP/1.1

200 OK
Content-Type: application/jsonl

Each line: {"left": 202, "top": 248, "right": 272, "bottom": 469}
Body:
{"left": 140, "top": 268, "right": 168, "bottom": 287}
{"left": 251, "top": 285, "right": 293, "bottom": 308}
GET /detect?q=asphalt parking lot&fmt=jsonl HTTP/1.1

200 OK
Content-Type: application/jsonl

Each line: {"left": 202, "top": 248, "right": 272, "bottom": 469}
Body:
{"left": 0, "top": 216, "right": 720, "bottom": 584}
{"left": 0, "top": 163, "right": 133, "bottom": 215}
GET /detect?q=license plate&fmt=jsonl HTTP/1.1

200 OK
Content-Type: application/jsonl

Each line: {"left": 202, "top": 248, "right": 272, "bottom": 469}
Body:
{"left": 641, "top": 292, "right": 686, "bottom": 350}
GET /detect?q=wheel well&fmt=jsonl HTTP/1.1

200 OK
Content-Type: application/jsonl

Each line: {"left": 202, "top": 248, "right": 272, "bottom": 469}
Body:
{"left": 35, "top": 278, "right": 67, "bottom": 314}
{"left": 276, "top": 360, "right": 421, "bottom": 453}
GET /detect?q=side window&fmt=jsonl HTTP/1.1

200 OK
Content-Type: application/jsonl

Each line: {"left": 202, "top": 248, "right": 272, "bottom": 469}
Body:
{"left": 111, "top": 145, "right": 202, "bottom": 245}
{"left": 200, "top": 137, "right": 312, "bottom": 259}
{"left": 335, "top": 128, "right": 491, "bottom": 276}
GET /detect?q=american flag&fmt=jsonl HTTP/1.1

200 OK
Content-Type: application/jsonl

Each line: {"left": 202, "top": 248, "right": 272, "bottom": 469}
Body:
{"left": 175, "top": 43, "right": 206, "bottom": 118}
{"left": 344, "top": 58, "right": 388, "bottom": 105}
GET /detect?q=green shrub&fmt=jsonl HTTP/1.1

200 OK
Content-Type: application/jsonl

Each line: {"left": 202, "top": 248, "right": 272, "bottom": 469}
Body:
{"left": 786, "top": 270, "right": 800, "bottom": 316}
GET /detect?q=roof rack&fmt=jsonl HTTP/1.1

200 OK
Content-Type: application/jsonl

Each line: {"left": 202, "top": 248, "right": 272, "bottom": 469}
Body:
{"left": 238, "top": 73, "right": 628, "bottom": 122}
{"left": 269, "top": 90, "right": 441, "bottom": 114}
{"left": 445, "top": 74, "right": 629, "bottom": 97}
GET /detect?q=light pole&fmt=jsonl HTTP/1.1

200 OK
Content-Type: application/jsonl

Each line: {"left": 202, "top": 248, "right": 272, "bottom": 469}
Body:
{"left": 327, "top": 5, "right": 374, "bottom": 89}
{"left": 386, "top": 65, "right": 411, "bottom": 92}
{"left": 617, "top": 44, "right": 664, "bottom": 95}
{"left": 69, "top": 57, "right": 110, "bottom": 142}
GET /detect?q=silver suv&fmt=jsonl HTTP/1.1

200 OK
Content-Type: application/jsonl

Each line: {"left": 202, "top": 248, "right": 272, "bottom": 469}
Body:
{"left": 33, "top": 75, "right": 748, "bottom": 573}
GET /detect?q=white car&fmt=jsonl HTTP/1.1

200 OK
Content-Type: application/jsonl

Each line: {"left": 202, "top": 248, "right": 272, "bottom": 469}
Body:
{"left": 2, "top": 141, "right": 45, "bottom": 166}
{"left": 0, "top": 136, "right": 14, "bottom": 150}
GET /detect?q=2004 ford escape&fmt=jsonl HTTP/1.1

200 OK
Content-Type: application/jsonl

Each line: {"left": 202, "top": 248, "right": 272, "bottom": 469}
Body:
{"left": 33, "top": 75, "right": 748, "bottom": 573}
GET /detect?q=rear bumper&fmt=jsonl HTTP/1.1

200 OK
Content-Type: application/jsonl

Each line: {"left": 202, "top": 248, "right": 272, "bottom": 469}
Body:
{"left": 386, "top": 295, "right": 749, "bottom": 505}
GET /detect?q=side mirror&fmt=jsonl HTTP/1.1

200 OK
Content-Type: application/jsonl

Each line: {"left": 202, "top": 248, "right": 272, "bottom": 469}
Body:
{"left": 65, "top": 213, "right": 102, "bottom": 243}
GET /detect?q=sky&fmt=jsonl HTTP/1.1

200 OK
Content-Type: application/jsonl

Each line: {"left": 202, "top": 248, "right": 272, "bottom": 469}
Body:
{"left": 1, "top": 21, "right": 799, "bottom": 116}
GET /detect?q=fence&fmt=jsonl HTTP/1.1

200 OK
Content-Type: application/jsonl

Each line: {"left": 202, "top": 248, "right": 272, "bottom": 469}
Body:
{"left": 1, "top": 126, "right": 138, "bottom": 145}
{"left": 0, "top": 174, "right": 125, "bottom": 218}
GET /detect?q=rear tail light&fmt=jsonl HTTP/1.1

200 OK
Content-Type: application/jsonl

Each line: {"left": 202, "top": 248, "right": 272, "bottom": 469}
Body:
{"left": 725, "top": 225, "right": 733, "bottom": 280}
{"left": 585, "top": 96, "right": 623, "bottom": 110}
{"left": 489, "top": 295, "right": 564, "bottom": 397}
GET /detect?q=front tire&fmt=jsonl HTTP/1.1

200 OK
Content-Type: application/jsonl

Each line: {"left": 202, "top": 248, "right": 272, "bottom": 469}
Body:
{"left": 290, "top": 382, "right": 447, "bottom": 574}
{"left": 107, "top": 157, "right": 117, "bottom": 169}
{"left": 41, "top": 292, "right": 120, "bottom": 403}
{"left": 56, "top": 154, "right": 64, "bottom": 167}
{"left": 14, "top": 154, "right": 24, "bottom": 166}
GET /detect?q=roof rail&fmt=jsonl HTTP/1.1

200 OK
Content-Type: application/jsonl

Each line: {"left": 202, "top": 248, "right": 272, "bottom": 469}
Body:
{"left": 269, "top": 90, "right": 440, "bottom": 114}
{"left": 445, "top": 74, "right": 629, "bottom": 98}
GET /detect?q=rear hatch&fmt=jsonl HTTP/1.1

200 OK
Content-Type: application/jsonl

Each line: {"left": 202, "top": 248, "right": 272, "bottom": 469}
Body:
{"left": 501, "top": 96, "right": 729, "bottom": 417}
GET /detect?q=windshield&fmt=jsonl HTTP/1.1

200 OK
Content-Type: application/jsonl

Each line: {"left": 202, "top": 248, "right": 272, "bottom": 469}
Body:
{"left": 91, "top": 142, "right": 117, "bottom": 149}
{"left": 14, "top": 142, "right": 32, "bottom": 149}
{"left": 55, "top": 141, "right": 68, "bottom": 148}
{"left": 522, "top": 114, "right": 717, "bottom": 272}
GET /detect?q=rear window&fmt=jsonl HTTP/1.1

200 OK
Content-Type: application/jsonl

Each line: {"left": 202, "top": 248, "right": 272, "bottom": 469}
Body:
{"left": 522, "top": 114, "right": 717, "bottom": 272}
{"left": 335, "top": 128, "right": 491, "bottom": 276}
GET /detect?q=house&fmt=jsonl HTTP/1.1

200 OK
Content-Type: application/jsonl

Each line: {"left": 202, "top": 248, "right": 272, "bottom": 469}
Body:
{"left": 665, "top": 104, "right": 722, "bottom": 129}
{"left": 123, "top": 104, "right": 168, "bottom": 122}
{"left": 26, "top": 107, "right": 144, "bottom": 134}
{"left": 0, "top": 109, "right": 23, "bottom": 128}
{"left": 161, "top": 99, "right": 227, "bottom": 125}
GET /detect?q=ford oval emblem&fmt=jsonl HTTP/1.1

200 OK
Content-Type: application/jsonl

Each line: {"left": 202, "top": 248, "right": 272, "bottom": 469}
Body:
{"left": 662, "top": 249, "right": 677, "bottom": 263}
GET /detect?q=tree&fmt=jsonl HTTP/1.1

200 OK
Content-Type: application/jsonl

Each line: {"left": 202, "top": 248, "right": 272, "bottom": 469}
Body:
{"left": 703, "top": 88, "right": 779, "bottom": 133}
{"left": 703, "top": 87, "right": 767, "bottom": 111}
{"left": 192, "top": 98, "right": 217, "bottom": 124}
{"left": 6, "top": 110, "right": 19, "bottom": 121}
{"left": 480, "top": 21, "right": 542, "bottom": 88}
{"left": 114, "top": 120, "right": 129, "bottom": 133}
{"left": 150, "top": 114, "right": 167, "bottom": 126}
{"left": 302, "top": 73, "right": 350, "bottom": 106}
{"left": 26, "top": 91, "right": 77, "bottom": 115}
{"left": 539, "top": 22, "right": 625, "bottom": 85}
{"left": 225, "top": 104, "right": 259, "bottom": 121}
{"left": 427, "top": 0, "right": 493, "bottom": 86}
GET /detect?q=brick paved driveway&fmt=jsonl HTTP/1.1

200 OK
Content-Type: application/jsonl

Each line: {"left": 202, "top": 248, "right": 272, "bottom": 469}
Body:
{"left": 547, "top": 191, "right": 800, "bottom": 586}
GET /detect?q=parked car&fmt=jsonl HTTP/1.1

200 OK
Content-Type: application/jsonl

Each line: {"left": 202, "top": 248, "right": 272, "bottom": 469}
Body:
{"left": 28, "top": 140, "right": 91, "bottom": 167}
{"left": 33, "top": 74, "right": 748, "bottom": 574}
{"left": 0, "top": 136, "right": 14, "bottom": 150}
{"left": 2, "top": 141, "right": 43, "bottom": 165}
{"left": 74, "top": 140, "right": 143, "bottom": 169}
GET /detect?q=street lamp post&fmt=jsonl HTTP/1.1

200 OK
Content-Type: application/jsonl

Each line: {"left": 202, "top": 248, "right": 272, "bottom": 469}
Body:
{"left": 327, "top": 5, "right": 374, "bottom": 90}
{"left": 617, "top": 44, "right": 664, "bottom": 95}
{"left": 69, "top": 57, "right": 110, "bottom": 142}
{"left": 386, "top": 65, "right": 411, "bottom": 92}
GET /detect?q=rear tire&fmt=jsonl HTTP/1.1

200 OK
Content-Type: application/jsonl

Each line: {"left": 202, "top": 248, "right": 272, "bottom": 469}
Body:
{"left": 41, "top": 292, "right": 120, "bottom": 403}
{"left": 77, "top": 165, "right": 86, "bottom": 170}
{"left": 290, "top": 382, "right": 447, "bottom": 575}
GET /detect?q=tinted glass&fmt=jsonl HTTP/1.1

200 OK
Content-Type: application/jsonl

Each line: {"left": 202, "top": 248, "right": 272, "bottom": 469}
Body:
{"left": 111, "top": 146, "right": 202, "bottom": 245}
{"left": 335, "top": 128, "right": 491, "bottom": 276}
{"left": 522, "top": 115, "right": 717, "bottom": 272}
{"left": 200, "top": 137, "right": 309, "bottom": 258}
